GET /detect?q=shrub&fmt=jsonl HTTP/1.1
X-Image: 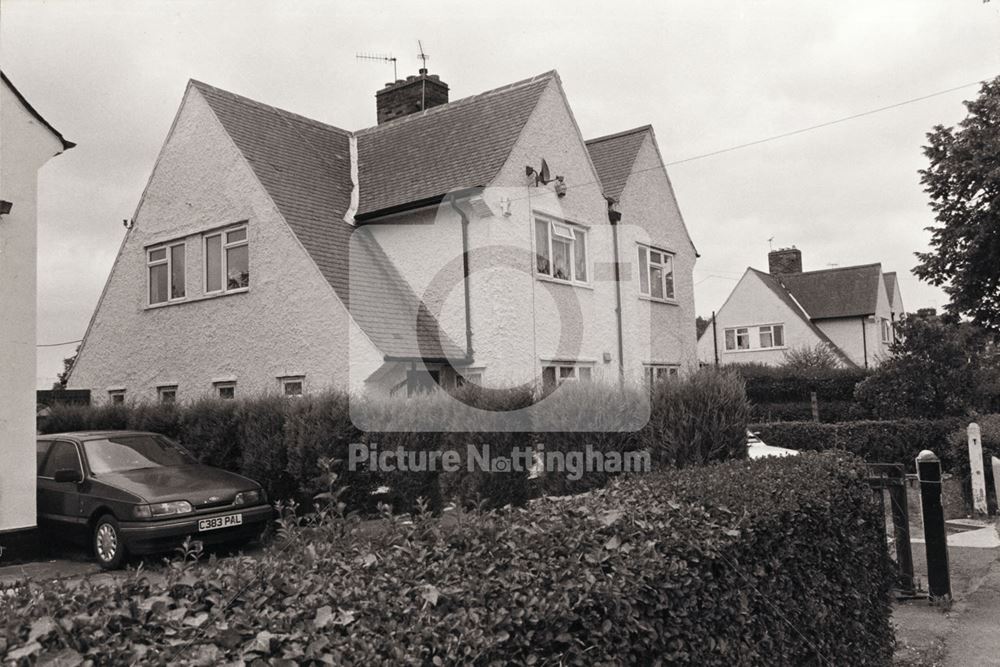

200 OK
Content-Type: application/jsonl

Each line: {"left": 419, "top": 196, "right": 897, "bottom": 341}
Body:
{"left": 751, "top": 418, "right": 962, "bottom": 470}
{"left": 0, "top": 452, "right": 894, "bottom": 665}
{"left": 750, "top": 399, "right": 866, "bottom": 423}
{"left": 177, "top": 398, "right": 241, "bottom": 469}
{"left": 730, "top": 363, "right": 869, "bottom": 404}
{"left": 781, "top": 342, "right": 842, "bottom": 371}
{"left": 640, "top": 367, "right": 750, "bottom": 468}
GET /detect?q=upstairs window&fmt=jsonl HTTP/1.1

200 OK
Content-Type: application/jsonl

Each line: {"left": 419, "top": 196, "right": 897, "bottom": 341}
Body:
{"left": 535, "top": 217, "right": 588, "bottom": 284}
{"left": 147, "top": 243, "right": 185, "bottom": 305}
{"left": 881, "top": 318, "right": 892, "bottom": 343}
{"left": 724, "top": 327, "right": 750, "bottom": 351}
{"left": 637, "top": 245, "right": 675, "bottom": 301}
{"left": 758, "top": 324, "right": 785, "bottom": 349}
{"left": 205, "top": 225, "right": 249, "bottom": 294}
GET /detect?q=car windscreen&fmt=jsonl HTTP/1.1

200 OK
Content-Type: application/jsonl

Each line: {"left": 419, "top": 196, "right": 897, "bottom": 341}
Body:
{"left": 83, "top": 435, "right": 197, "bottom": 474}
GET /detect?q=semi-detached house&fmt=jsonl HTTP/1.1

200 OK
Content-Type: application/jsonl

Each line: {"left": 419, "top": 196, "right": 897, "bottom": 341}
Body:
{"left": 68, "top": 69, "right": 699, "bottom": 403}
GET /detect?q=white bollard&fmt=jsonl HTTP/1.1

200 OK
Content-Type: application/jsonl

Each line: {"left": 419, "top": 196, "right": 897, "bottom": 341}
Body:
{"left": 968, "top": 423, "right": 988, "bottom": 516}
{"left": 993, "top": 456, "right": 1000, "bottom": 517}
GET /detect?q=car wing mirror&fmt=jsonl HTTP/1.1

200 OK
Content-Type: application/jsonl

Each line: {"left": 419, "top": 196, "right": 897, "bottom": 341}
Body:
{"left": 53, "top": 469, "right": 83, "bottom": 484}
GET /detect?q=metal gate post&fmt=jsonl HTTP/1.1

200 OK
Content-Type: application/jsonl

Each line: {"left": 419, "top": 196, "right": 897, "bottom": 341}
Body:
{"left": 917, "top": 450, "right": 951, "bottom": 603}
{"left": 887, "top": 466, "right": 916, "bottom": 595}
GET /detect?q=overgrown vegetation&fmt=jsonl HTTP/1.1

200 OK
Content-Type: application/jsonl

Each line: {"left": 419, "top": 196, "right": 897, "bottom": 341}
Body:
{"left": 0, "top": 452, "right": 894, "bottom": 665}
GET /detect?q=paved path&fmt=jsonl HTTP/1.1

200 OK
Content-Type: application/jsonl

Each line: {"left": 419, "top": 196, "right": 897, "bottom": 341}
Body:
{"left": 943, "top": 555, "right": 1000, "bottom": 666}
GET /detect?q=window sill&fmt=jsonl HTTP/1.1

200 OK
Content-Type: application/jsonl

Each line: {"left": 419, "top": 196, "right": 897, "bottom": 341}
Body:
{"left": 722, "top": 346, "right": 788, "bottom": 354}
{"left": 536, "top": 275, "right": 594, "bottom": 290}
{"left": 639, "top": 294, "right": 679, "bottom": 306}
{"left": 144, "top": 288, "right": 249, "bottom": 310}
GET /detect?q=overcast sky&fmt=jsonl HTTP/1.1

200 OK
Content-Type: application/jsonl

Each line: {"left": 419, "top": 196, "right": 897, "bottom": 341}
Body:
{"left": 4, "top": 0, "right": 1000, "bottom": 387}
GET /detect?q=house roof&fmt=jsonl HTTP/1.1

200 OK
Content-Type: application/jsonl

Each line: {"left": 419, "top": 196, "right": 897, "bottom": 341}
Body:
{"left": 748, "top": 269, "right": 858, "bottom": 368}
{"left": 883, "top": 272, "right": 898, "bottom": 309}
{"left": 192, "top": 80, "right": 465, "bottom": 360}
{"left": 354, "top": 71, "right": 556, "bottom": 219}
{"left": 1, "top": 71, "right": 75, "bottom": 150}
{"left": 585, "top": 126, "right": 651, "bottom": 202}
{"left": 776, "top": 263, "right": 883, "bottom": 320}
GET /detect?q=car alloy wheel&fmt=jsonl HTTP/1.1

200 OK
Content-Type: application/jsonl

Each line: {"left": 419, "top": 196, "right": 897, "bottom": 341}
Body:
{"left": 96, "top": 523, "right": 118, "bottom": 562}
{"left": 93, "top": 516, "right": 127, "bottom": 569}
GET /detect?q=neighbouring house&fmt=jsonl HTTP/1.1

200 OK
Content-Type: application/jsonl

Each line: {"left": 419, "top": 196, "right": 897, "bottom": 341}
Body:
{"left": 68, "top": 69, "right": 698, "bottom": 403}
{"left": 0, "top": 72, "right": 74, "bottom": 533}
{"left": 697, "top": 248, "right": 904, "bottom": 369}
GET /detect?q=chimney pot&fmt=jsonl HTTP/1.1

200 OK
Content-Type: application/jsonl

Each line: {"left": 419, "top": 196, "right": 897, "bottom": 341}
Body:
{"left": 768, "top": 247, "right": 803, "bottom": 276}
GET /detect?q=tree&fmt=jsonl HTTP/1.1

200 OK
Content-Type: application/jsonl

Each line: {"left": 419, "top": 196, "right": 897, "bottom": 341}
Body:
{"left": 53, "top": 346, "right": 78, "bottom": 390}
{"left": 781, "top": 343, "right": 841, "bottom": 373}
{"left": 695, "top": 316, "right": 711, "bottom": 339}
{"left": 916, "top": 77, "right": 1000, "bottom": 333}
{"left": 854, "top": 315, "right": 999, "bottom": 418}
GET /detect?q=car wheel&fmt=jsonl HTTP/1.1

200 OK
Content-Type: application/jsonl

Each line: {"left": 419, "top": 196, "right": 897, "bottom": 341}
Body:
{"left": 93, "top": 515, "right": 127, "bottom": 570}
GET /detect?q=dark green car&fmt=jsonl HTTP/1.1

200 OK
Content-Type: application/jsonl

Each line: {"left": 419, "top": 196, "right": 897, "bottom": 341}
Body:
{"left": 36, "top": 431, "right": 274, "bottom": 569}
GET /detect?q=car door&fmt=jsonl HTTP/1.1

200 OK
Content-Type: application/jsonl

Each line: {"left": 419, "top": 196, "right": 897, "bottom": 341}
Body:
{"left": 36, "top": 440, "right": 87, "bottom": 541}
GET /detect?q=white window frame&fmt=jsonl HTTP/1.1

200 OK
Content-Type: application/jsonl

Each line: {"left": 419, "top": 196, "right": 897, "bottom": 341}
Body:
{"left": 214, "top": 381, "right": 236, "bottom": 400}
{"left": 534, "top": 215, "right": 589, "bottom": 285}
{"left": 279, "top": 375, "right": 305, "bottom": 397}
{"left": 147, "top": 242, "right": 186, "bottom": 305}
{"left": 758, "top": 324, "right": 785, "bottom": 349}
{"left": 204, "top": 224, "right": 249, "bottom": 295}
{"left": 542, "top": 362, "right": 594, "bottom": 387}
{"left": 108, "top": 389, "right": 126, "bottom": 404}
{"left": 637, "top": 244, "right": 676, "bottom": 302}
{"left": 644, "top": 364, "right": 680, "bottom": 387}
{"left": 157, "top": 385, "right": 178, "bottom": 404}
{"left": 724, "top": 327, "right": 751, "bottom": 351}
{"left": 881, "top": 318, "right": 892, "bottom": 343}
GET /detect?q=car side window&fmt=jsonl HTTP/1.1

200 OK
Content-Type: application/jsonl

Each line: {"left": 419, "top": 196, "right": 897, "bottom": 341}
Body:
{"left": 40, "top": 441, "right": 81, "bottom": 479}
{"left": 37, "top": 440, "right": 52, "bottom": 474}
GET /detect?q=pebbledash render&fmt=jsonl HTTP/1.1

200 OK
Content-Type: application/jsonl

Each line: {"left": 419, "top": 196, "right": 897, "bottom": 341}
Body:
{"left": 68, "top": 69, "right": 699, "bottom": 403}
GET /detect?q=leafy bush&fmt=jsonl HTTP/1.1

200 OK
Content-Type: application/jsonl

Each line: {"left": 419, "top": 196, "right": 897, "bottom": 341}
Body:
{"left": 640, "top": 368, "right": 750, "bottom": 467}
{"left": 781, "top": 342, "right": 843, "bottom": 372}
{"left": 751, "top": 418, "right": 963, "bottom": 470}
{"left": 0, "top": 452, "right": 894, "bottom": 665}
{"left": 751, "top": 399, "right": 865, "bottom": 423}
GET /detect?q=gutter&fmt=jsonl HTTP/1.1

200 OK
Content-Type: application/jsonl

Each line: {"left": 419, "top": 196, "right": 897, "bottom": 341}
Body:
{"left": 861, "top": 316, "right": 869, "bottom": 368}
{"left": 446, "top": 194, "right": 475, "bottom": 361}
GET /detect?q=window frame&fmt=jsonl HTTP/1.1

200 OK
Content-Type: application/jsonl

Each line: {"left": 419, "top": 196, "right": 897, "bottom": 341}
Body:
{"left": 758, "top": 324, "right": 785, "bottom": 349}
{"left": 214, "top": 381, "right": 236, "bottom": 400}
{"left": 637, "top": 244, "right": 676, "bottom": 302}
{"left": 146, "top": 241, "right": 187, "bottom": 306}
{"left": 644, "top": 363, "right": 680, "bottom": 387}
{"left": 541, "top": 361, "right": 594, "bottom": 388}
{"left": 157, "top": 385, "right": 178, "bottom": 404}
{"left": 108, "top": 389, "right": 125, "bottom": 405}
{"left": 534, "top": 215, "right": 589, "bottom": 285}
{"left": 724, "top": 327, "right": 751, "bottom": 351}
{"left": 881, "top": 318, "right": 892, "bottom": 343}
{"left": 279, "top": 375, "right": 305, "bottom": 398}
{"left": 204, "top": 224, "right": 249, "bottom": 296}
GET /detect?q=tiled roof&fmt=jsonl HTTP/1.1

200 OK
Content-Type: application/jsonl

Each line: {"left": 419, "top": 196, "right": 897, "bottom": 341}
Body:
{"left": 748, "top": 269, "right": 858, "bottom": 368}
{"left": 192, "top": 80, "right": 464, "bottom": 360}
{"left": 883, "top": 272, "right": 898, "bottom": 309}
{"left": 354, "top": 71, "right": 555, "bottom": 218}
{"left": 585, "top": 126, "right": 651, "bottom": 202}
{"left": 777, "top": 264, "right": 883, "bottom": 320}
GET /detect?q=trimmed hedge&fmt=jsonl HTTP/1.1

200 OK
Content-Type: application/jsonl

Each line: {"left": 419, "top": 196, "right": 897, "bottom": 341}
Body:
{"left": 751, "top": 399, "right": 865, "bottom": 424}
{"left": 732, "top": 364, "right": 869, "bottom": 403}
{"left": 41, "top": 370, "right": 750, "bottom": 512}
{"left": 751, "top": 418, "right": 963, "bottom": 471}
{"left": 0, "top": 451, "right": 894, "bottom": 665}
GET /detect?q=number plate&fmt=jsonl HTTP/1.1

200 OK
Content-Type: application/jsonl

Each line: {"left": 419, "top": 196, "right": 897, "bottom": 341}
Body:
{"left": 198, "top": 513, "right": 243, "bottom": 532}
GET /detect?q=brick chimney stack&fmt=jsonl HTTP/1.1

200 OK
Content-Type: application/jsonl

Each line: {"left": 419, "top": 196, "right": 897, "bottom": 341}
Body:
{"left": 375, "top": 69, "right": 449, "bottom": 124}
{"left": 768, "top": 247, "right": 803, "bottom": 276}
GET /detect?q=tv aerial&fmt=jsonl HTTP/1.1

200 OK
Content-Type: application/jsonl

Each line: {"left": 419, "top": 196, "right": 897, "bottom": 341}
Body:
{"left": 356, "top": 52, "right": 398, "bottom": 80}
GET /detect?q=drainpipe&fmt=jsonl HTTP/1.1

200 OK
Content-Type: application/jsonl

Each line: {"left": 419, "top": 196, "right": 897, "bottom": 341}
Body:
{"left": 711, "top": 310, "right": 719, "bottom": 367}
{"left": 447, "top": 195, "right": 474, "bottom": 360}
{"left": 861, "top": 316, "right": 869, "bottom": 369}
{"left": 608, "top": 199, "right": 625, "bottom": 385}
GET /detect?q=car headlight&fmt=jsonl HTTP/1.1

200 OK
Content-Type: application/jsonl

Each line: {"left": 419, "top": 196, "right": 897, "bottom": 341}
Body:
{"left": 234, "top": 490, "right": 262, "bottom": 506}
{"left": 143, "top": 501, "right": 194, "bottom": 516}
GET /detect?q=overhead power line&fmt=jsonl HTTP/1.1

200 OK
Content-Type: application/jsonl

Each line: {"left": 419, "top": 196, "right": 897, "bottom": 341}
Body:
{"left": 37, "top": 339, "right": 82, "bottom": 348}
{"left": 665, "top": 77, "right": 993, "bottom": 166}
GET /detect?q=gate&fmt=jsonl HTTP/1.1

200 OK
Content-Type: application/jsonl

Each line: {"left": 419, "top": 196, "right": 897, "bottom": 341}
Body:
{"left": 867, "top": 463, "right": 917, "bottom": 597}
